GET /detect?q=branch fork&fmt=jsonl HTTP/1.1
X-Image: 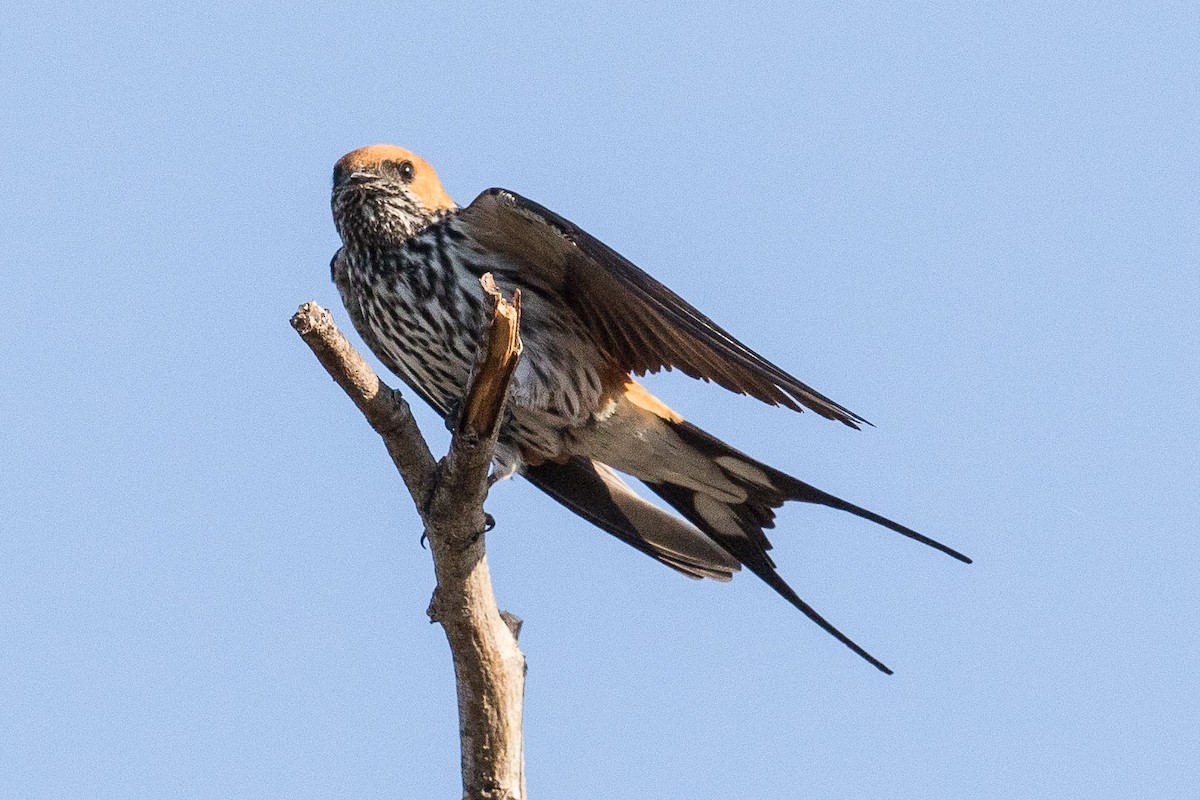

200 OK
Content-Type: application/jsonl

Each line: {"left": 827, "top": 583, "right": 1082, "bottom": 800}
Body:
{"left": 291, "top": 273, "right": 527, "bottom": 800}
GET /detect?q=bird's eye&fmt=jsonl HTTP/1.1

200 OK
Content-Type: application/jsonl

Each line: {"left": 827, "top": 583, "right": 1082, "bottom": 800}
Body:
{"left": 384, "top": 159, "right": 415, "bottom": 183}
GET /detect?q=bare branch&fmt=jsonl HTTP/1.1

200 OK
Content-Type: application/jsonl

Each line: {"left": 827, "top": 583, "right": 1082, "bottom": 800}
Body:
{"left": 290, "top": 301, "right": 437, "bottom": 513}
{"left": 291, "top": 275, "right": 527, "bottom": 799}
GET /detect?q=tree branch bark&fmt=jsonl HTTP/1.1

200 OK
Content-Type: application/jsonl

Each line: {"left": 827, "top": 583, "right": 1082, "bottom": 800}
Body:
{"left": 291, "top": 274, "right": 527, "bottom": 800}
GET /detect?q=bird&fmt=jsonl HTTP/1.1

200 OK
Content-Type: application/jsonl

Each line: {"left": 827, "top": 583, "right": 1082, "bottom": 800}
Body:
{"left": 329, "top": 144, "right": 970, "bottom": 674}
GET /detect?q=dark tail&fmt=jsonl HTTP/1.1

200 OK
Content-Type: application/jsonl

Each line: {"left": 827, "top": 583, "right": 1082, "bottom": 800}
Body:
{"left": 644, "top": 420, "right": 971, "bottom": 674}
{"left": 523, "top": 456, "right": 742, "bottom": 582}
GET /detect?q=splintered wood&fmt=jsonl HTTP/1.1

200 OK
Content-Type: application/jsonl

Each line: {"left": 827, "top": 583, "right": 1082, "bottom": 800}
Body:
{"left": 460, "top": 273, "right": 523, "bottom": 439}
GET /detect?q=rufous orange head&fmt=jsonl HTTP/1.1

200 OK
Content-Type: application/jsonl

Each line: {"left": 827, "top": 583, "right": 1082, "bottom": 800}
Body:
{"left": 332, "top": 145, "right": 458, "bottom": 245}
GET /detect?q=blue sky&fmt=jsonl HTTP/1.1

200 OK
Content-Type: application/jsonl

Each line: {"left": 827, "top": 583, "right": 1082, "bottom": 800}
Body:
{"left": 2, "top": 2, "right": 1197, "bottom": 797}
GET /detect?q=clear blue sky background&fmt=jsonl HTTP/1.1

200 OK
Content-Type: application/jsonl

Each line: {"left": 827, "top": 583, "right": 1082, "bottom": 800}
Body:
{"left": 2, "top": 3, "right": 1196, "bottom": 798}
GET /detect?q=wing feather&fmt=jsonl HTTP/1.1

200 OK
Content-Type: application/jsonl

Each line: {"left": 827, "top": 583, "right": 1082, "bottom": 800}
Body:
{"left": 457, "top": 188, "right": 868, "bottom": 427}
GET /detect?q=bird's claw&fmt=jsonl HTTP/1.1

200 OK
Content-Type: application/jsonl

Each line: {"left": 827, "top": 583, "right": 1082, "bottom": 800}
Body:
{"left": 443, "top": 398, "right": 463, "bottom": 433}
{"left": 465, "top": 513, "right": 495, "bottom": 547}
{"left": 419, "top": 513, "right": 492, "bottom": 548}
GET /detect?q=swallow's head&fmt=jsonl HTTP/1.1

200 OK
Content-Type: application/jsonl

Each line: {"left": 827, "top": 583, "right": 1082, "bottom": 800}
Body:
{"left": 332, "top": 145, "right": 458, "bottom": 245}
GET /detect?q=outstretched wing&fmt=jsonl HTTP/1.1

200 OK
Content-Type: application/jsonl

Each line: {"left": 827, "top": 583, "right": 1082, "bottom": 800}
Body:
{"left": 455, "top": 188, "right": 869, "bottom": 428}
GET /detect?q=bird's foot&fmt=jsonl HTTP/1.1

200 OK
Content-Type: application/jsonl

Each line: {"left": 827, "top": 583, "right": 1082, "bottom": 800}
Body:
{"left": 442, "top": 398, "right": 463, "bottom": 433}
{"left": 419, "top": 513, "right": 492, "bottom": 548}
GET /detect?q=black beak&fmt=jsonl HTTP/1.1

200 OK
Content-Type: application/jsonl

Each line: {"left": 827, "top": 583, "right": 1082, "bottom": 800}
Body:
{"left": 333, "top": 164, "right": 377, "bottom": 188}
